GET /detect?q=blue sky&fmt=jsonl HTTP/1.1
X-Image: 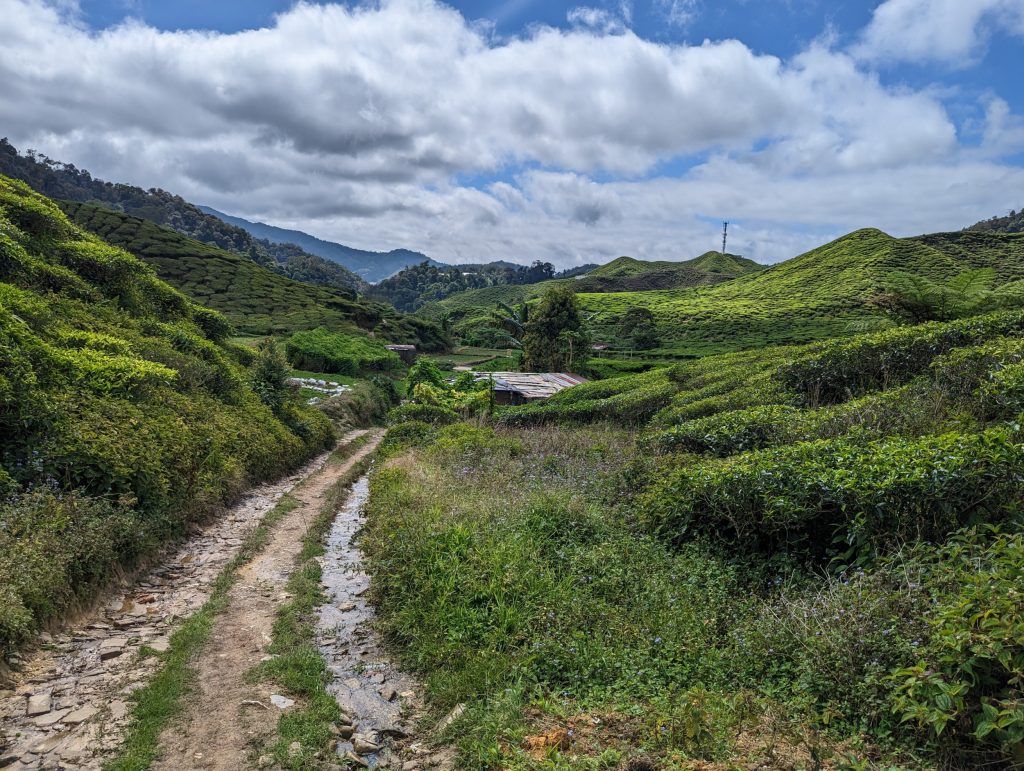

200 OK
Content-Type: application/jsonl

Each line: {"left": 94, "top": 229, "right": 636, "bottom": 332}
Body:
{"left": 3, "top": 0, "right": 1024, "bottom": 265}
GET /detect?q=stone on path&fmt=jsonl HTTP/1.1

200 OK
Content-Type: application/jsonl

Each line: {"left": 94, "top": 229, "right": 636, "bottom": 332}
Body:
{"left": 270, "top": 694, "right": 295, "bottom": 709}
{"left": 25, "top": 693, "right": 51, "bottom": 717}
{"left": 64, "top": 705, "right": 100, "bottom": 725}
{"left": 34, "top": 708, "right": 70, "bottom": 726}
{"left": 98, "top": 638, "right": 129, "bottom": 660}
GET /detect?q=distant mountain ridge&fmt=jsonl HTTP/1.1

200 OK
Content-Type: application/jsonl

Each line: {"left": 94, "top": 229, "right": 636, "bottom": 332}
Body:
{"left": 199, "top": 206, "right": 442, "bottom": 283}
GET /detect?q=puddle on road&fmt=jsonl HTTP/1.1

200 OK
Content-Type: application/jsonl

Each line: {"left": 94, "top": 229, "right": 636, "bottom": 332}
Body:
{"left": 317, "top": 473, "right": 419, "bottom": 768}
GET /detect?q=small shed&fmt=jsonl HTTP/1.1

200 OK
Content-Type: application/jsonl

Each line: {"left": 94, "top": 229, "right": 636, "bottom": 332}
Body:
{"left": 385, "top": 344, "right": 418, "bottom": 365}
{"left": 474, "top": 372, "right": 588, "bottom": 406}
{"left": 591, "top": 342, "right": 611, "bottom": 351}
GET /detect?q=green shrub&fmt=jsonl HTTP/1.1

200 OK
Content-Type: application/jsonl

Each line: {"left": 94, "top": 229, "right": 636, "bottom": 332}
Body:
{"left": 379, "top": 420, "right": 437, "bottom": 458}
{"left": 781, "top": 311, "right": 1024, "bottom": 405}
{"left": 317, "top": 379, "right": 395, "bottom": 428}
{"left": 285, "top": 327, "right": 399, "bottom": 374}
{"left": 982, "top": 362, "right": 1024, "bottom": 419}
{"left": 639, "top": 427, "right": 1024, "bottom": 561}
{"left": 645, "top": 382, "right": 945, "bottom": 456}
{"left": 388, "top": 403, "right": 459, "bottom": 427}
{"left": 892, "top": 531, "right": 1024, "bottom": 763}
{"left": 932, "top": 336, "right": 1024, "bottom": 417}
{"left": 645, "top": 405, "right": 803, "bottom": 456}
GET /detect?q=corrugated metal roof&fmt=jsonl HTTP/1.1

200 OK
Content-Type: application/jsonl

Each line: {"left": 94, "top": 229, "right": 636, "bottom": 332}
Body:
{"left": 385, "top": 344, "right": 417, "bottom": 351}
{"left": 473, "top": 372, "right": 588, "bottom": 399}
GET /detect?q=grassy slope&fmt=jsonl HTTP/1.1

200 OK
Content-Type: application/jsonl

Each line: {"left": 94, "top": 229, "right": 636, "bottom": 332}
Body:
{"left": 0, "top": 174, "right": 334, "bottom": 654}
{"left": 59, "top": 202, "right": 450, "bottom": 350}
{"left": 421, "top": 252, "right": 765, "bottom": 342}
{"left": 371, "top": 311, "right": 1024, "bottom": 768}
{"left": 431, "top": 228, "right": 1024, "bottom": 356}
{"left": 60, "top": 202, "right": 374, "bottom": 336}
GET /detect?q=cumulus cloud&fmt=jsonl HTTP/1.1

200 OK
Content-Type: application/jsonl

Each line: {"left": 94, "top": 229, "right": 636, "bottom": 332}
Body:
{"left": 0, "top": 0, "right": 1021, "bottom": 267}
{"left": 855, "top": 0, "right": 1024, "bottom": 66}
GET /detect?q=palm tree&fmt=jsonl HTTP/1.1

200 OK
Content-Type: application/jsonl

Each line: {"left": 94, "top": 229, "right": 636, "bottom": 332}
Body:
{"left": 487, "top": 301, "right": 529, "bottom": 348}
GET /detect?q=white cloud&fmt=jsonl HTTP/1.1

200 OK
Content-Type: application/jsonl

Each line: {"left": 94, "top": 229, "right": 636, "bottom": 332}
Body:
{"left": 0, "top": 0, "right": 1021, "bottom": 268}
{"left": 855, "top": 0, "right": 1024, "bottom": 66}
{"left": 567, "top": 6, "right": 627, "bottom": 34}
{"left": 656, "top": 0, "right": 700, "bottom": 28}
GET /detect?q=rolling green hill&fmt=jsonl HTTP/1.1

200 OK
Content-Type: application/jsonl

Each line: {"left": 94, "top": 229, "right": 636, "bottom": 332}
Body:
{"left": 588, "top": 251, "right": 761, "bottom": 279}
{"left": 60, "top": 201, "right": 448, "bottom": 349}
{"left": 0, "top": 139, "right": 367, "bottom": 293}
{"left": 0, "top": 174, "right": 334, "bottom": 653}
{"left": 430, "top": 228, "right": 1024, "bottom": 356}
{"left": 421, "top": 250, "right": 765, "bottom": 341}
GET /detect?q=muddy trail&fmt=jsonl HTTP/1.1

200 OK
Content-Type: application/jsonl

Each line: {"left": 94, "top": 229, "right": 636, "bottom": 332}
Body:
{"left": 0, "top": 427, "right": 448, "bottom": 771}
{"left": 0, "top": 439, "right": 340, "bottom": 771}
{"left": 153, "top": 429, "right": 385, "bottom": 771}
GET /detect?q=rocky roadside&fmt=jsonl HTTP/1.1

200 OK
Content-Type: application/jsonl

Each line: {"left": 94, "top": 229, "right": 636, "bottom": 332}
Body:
{"left": 0, "top": 448, "right": 335, "bottom": 771}
{"left": 151, "top": 431, "right": 385, "bottom": 771}
{"left": 315, "top": 475, "right": 456, "bottom": 771}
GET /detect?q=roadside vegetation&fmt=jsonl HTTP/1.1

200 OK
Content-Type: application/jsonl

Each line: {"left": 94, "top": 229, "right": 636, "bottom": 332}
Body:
{"left": 0, "top": 175, "right": 336, "bottom": 658}
{"left": 366, "top": 304, "right": 1024, "bottom": 769}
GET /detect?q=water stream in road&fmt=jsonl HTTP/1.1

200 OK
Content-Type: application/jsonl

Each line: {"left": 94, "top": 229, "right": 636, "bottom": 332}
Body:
{"left": 316, "top": 473, "right": 426, "bottom": 769}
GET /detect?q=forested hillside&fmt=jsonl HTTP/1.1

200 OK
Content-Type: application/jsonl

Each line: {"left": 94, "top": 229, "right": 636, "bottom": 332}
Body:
{"left": 59, "top": 201, "right": 448, "bottom": 349}
{"left": 0, "top": 140, "right": 366, "bottom": 293}
{"left": 200, "top": 206, "right": 438, "bottom": 283}
{"left": 369, "top": 259, "right": 583, "bottom": 312}
{"left": 0, "top": 175, "right": 334, "bottom": 655}
{"left": 968, "top": 207, "right": 1024, "bottom": 234}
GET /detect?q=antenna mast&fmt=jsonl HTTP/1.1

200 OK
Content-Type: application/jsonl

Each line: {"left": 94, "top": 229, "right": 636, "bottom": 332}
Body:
{"left": 721, "top": 221, "right": 728, "bottom": 255}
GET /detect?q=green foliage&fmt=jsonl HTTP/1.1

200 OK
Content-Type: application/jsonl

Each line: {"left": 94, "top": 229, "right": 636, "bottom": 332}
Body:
{"left": 892, "top": 531, "right": 1024, "bottom": 760}
{"left": 252, "top": 338, "right": 292, "bottom": 412}
{"left": 521, "top": 285, "right": 591, "bottom": 372}
{"left": 617, "top": 306, "right": 660, "bottom": 350}
{"left": 316, "top": 379, "right": 399, "bottom": 429}
{"left": 638, "top": 427, "right": 1024, "bottom": 562}
{"left": 55, "top": 200, "right": 448, "bottom": 350}
{"left": 284, "top": 327, "right": 399, "bottom": 375}
{"left": 0, "top": 175, "right": 334, "bottom": 656}
{"left": 881, "top": 268, "right": 1024, "bottom": 323}
{"left": 387, "top": 403, "right": 460, "bottom": 427}
{"left": 407, "top": 356, "right": 447, "bottom": 389}
{"left": 427, "top": 227, "right": 1024, "bottom": 357}
{"left": 781, "top": 310, "right": 1024, "bottom": 405}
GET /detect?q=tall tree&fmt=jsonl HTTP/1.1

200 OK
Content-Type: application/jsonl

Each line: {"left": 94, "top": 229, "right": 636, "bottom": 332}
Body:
{"left": 521, "top": 286, "right": 590, "bottom": 371}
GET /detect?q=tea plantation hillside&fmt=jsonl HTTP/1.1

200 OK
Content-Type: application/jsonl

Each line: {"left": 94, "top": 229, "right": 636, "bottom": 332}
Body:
{"left": 424, "top": 228, "right": 1024, "bottom": 355}
{"left": 0, "top": 175, "right": 335, "bottom": 655}
{"left": 60, "top": 201, "right": 448, "bottom": 349}
{"left": 375, "top": 308, "right": 1024, "bottom": 768}
{"left": 0, "top": 139, "right": 367, "bottom": 294}
{"left": 420, "top": 250, "right": 766, "bottom": 341}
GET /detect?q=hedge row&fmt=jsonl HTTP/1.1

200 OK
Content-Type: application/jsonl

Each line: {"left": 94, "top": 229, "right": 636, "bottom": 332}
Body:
{"left": 781, "top": 311, "right": 1024, "bottom": 405}
{"left": 638, "top": 427, "right": 1024, "bottom": 561}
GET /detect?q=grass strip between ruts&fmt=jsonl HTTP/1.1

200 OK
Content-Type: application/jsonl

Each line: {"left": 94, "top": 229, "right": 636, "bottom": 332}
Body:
{"left": 106, "top": 433, "right": 373, "bottom": 771}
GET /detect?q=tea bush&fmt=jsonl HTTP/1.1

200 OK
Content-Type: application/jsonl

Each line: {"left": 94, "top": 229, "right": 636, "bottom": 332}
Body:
{"left": 0, "top": 176, "right": 334, "bottom": 655}
{"left": 387, "top": 403, "right": 460, "bottom": 427}
{"left": 285, "top": 327, "right": 400, "bottom": 375}
{"left": 781, "top": 311, "right": 1024, "bottom": 405}
{"left": 638, "top": 427, "right": 1024, "bottom": 561}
